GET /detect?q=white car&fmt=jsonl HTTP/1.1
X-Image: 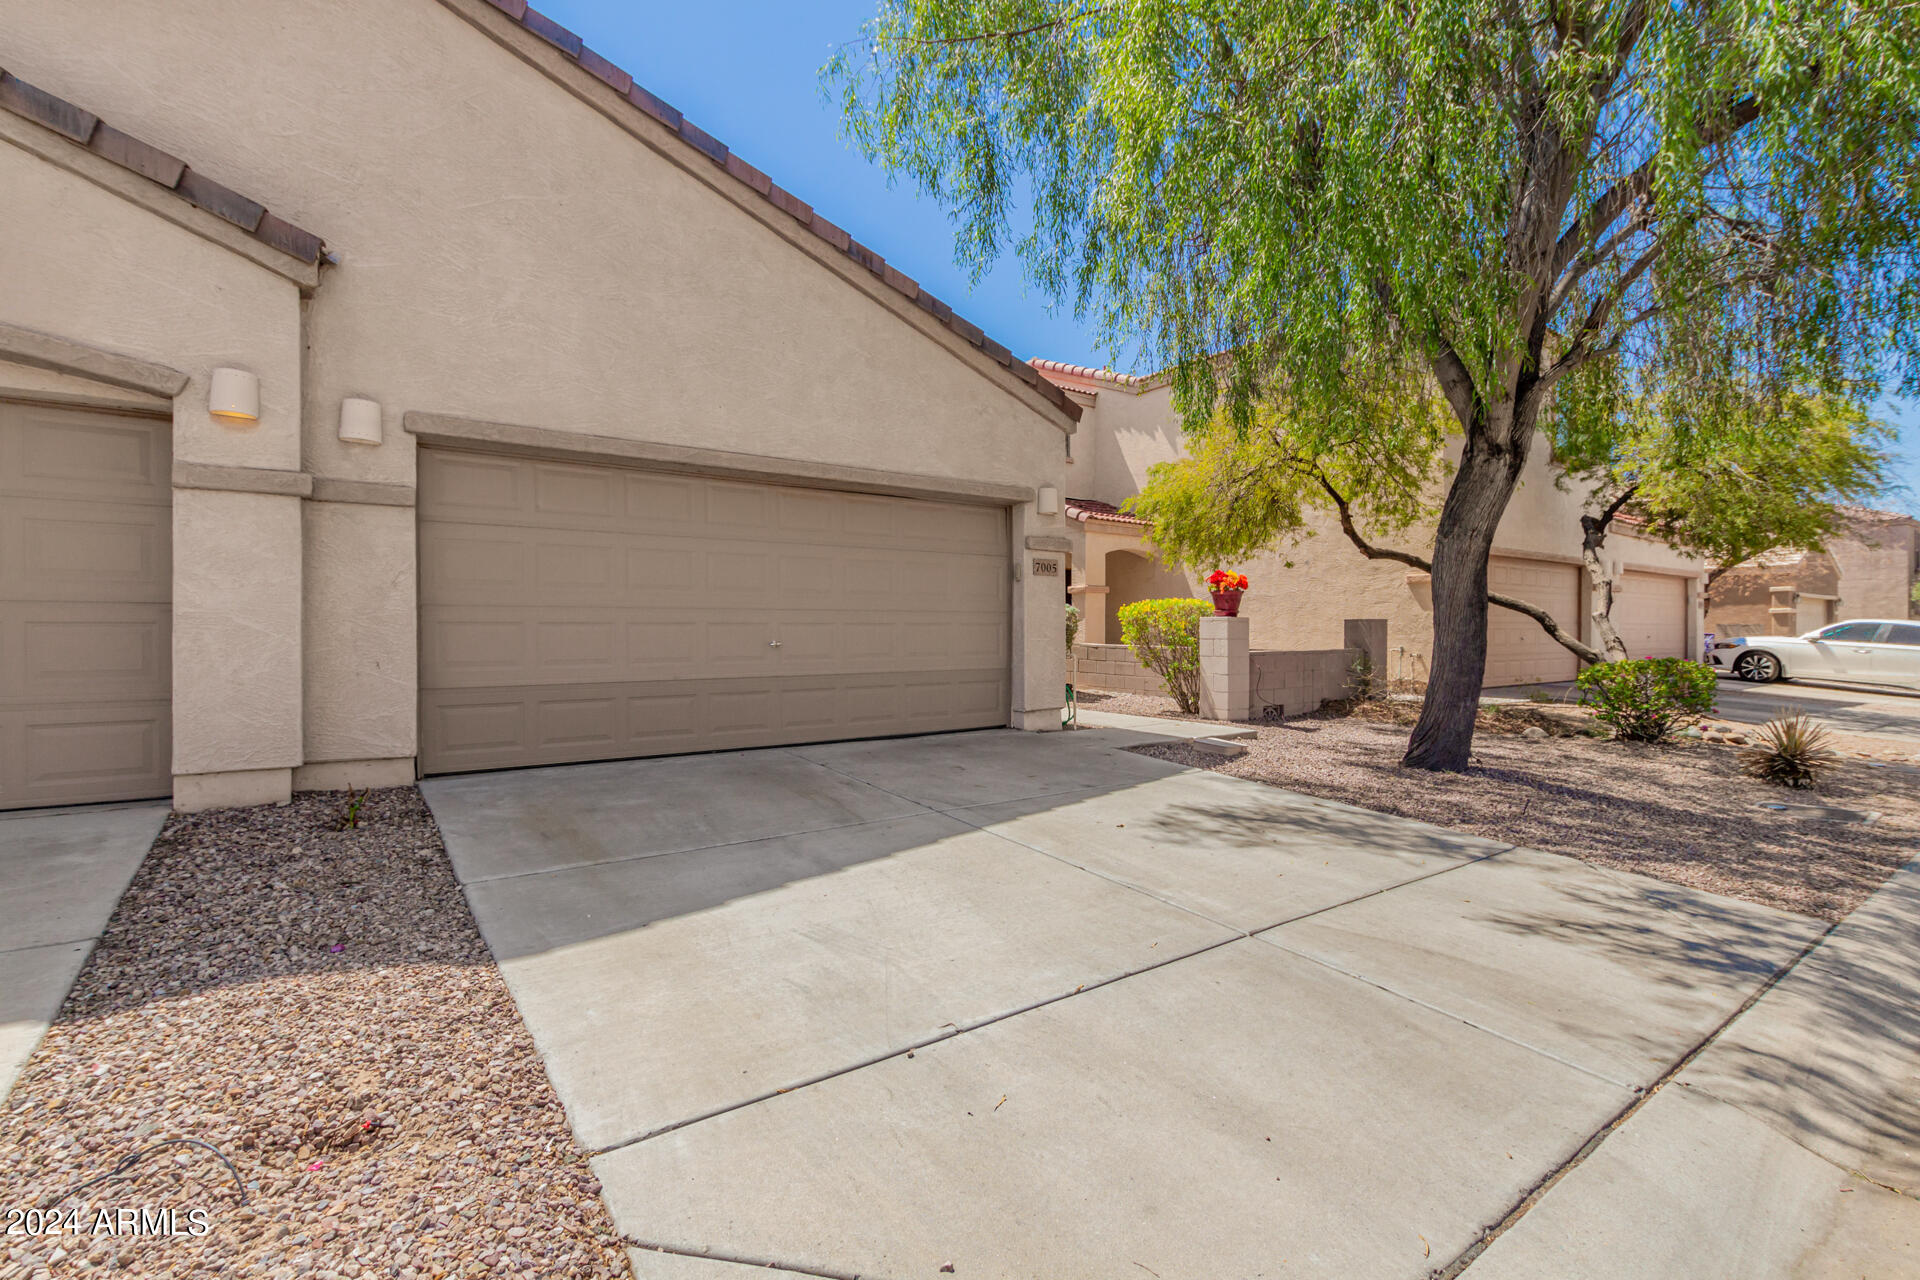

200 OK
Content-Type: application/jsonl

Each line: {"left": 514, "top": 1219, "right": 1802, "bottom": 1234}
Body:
{"left": 1710, "top": 619, "right": 1920, "bottom": 688}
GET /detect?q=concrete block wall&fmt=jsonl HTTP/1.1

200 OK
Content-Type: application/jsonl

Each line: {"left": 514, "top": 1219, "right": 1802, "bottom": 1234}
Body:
{"left": 1070, "top": 643, "right": 1163, "bottom": 695}
{"left": 1248, "top": 649, "right": 1359, "bottom": 719}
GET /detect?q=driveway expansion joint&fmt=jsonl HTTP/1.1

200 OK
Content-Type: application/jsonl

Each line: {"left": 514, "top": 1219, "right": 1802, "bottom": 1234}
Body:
{"left": 629, "top": 1241, "right": 863, "bottom": 1280}
{"left": 1434, "top": 920, "right": 1837, "bottom": 1279}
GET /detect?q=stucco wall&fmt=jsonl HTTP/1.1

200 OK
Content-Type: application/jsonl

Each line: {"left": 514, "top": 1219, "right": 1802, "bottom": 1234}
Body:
{"left": 1102, "top": 548, "right": 1196, "bottom": 644}
{"left": 1831, "top": 522, "right": 1919, "bottom": 620}
{"left": 0, "top": 136, "right": 307, "bottom": 801}
{"left": 3, "top": 0, "right": 1075, "bottom": 779}
{"left": 1055, "top": 376, "right": 1702, "bottom": 682}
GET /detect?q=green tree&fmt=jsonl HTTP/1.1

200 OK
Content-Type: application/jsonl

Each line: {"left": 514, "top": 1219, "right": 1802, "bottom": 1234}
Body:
{"left": 1558, "top": 391, "right": 1894, "bottom": 656}
{"left": 832, "top": 0, "right": 1920, "bottom": 770}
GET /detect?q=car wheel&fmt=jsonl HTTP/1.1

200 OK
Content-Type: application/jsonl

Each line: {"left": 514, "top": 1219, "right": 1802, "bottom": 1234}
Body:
{"left": 1733, "top": 651, "right": 1782, "bottom": 683}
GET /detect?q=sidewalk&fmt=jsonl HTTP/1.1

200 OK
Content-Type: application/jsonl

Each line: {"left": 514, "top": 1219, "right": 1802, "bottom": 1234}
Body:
{"left": 1463, "top": 854, "right": 1920, "bottom": 1277}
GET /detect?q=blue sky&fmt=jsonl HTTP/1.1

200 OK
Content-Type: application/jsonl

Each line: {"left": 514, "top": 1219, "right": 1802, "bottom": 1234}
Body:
{"left": 535, "top": 0, "right": 1920, "bottom": 516}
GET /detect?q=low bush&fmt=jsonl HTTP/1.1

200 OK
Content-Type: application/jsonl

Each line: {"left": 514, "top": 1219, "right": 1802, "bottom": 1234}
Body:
{"left": 1740, "top": 713, "right": 1840, "bottom": 788}
{"left": 1117, "top": 597, "right": 1212, "bottom": 714}
{"left": 1065, "top": 602, "right": 1082, "bottom": 654}
{"left": 1574, "top": 657, "right": 1717, "bottom": 742}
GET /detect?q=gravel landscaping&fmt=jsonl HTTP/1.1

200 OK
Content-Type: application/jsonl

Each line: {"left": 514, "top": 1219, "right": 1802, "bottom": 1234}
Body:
{"left": 0, "top": 788, "right": 630, "bottom": 1279}
{"left": 1105, "top": 693, "right": 1917, "bottom": 922}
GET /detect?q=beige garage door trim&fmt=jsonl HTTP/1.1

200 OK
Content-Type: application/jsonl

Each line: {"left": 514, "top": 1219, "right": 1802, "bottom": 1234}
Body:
{"left": 1485, "top": 556, "right": 1583, "bottom": 686}
{"left": 418, "top": 447, "right": 1013, "bottom": 775}
{"left": 1615, "top": 571, "right": 1690, "bottom": 660}
{"left": 1, "top": 398, "right": 172, "bottom": 809}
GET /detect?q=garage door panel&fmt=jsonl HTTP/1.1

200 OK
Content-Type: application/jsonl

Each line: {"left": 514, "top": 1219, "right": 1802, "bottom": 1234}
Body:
{"left": 0, "top": 702, "right": 170, "bottom": 809}
{"left": 9, "top": 607, "right": 169, "bottom": 702}
{"left": 419, "top": 451, "right": 1012, "bottom": 772}
{"left": 3, "top": 404, "right": 169, "bottom": 501}
{"left": 421, "top": 670, "right": 1010, "bottom": 774}
{"left": 1615, "top": 571, "right": 1689, "bottom": 660}
{"left": 0, "top": 402, "right": 171, "bottom": 809}
{"left": 1485, "top": 557, "right": 1581, "bottom": 686}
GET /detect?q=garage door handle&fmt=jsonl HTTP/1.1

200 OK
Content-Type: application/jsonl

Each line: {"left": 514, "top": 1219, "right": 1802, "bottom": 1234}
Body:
{"left": 769, "top": 640, "right": 783, "bottom": 648}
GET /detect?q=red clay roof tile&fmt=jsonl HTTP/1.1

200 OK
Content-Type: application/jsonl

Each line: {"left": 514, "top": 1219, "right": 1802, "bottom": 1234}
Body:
{"left": 87, "top": 121, "right": 184, "bottom": 186}
{"left": 577, "top": 46, "right": 633, "bottom": 96}
{"left": 0, "top": 67, "right": 325, "bottom": 266}
{"left": 0, "top": 70, "right": 96, "bottom": 142}
{"left": 520, "top": 6, "right": 584, "bottom": 57}
{"left": 1066, "top": 497, "right": 1147, "bottom": 526}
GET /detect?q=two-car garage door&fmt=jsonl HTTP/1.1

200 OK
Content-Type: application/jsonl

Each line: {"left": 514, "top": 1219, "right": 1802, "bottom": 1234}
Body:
{"left": 417, "top": 449, "right": 1012, "bottom": 775}
{"left": 1483, "top": 555, "right": 1694, "bottom": 686}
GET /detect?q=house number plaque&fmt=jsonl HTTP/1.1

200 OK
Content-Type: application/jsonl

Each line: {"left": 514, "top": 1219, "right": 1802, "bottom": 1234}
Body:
{"left": 1032, "top": 558, "right": 1060, "bottom": 577}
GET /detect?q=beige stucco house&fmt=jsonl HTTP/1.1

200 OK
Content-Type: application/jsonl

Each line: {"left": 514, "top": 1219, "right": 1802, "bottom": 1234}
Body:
{"left": 1830, "top": 507, "right": 1920, "bottom": 621}
{"left": 1037, "top": 361, "right": 1704, "bottom": 690}
{"left": 1704, "top": 550, "right": 1843, "bottom": 638}
{"left": 0, "top": 0, "right": 1081, "bottom": 813}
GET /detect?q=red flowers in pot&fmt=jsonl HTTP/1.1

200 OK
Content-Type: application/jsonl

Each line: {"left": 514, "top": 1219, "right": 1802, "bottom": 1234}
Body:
{"left": 1207, "top": 570, "right": 1249, "bottom": 616}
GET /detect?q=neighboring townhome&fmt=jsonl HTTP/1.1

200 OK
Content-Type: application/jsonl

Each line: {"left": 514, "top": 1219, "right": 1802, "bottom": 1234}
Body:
{"left": 1830, "top": 506, "right": 1920, "bottom": 621}
{"left": 1037, "top": 360, "right": 1704, "bottom": 689}
{"left": 1704, "top": 549, "right": 1844, "bottom": 639}
{"left": 0, "top": 0, "right": 1081, "bottom": 813}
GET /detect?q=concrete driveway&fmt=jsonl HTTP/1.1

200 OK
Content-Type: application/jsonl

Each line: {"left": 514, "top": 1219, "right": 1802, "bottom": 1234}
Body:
{"left": 0, "top": 803, "right": 165, "bottom": 1099}
{"left": 1490, "top": 675, "right": 1920, "bottom": 742}
{"left": 425, "top": 727, "right": 1828, "bottom": 1279}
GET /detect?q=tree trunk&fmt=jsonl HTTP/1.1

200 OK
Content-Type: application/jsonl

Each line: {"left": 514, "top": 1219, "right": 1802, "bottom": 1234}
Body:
{"left": 1579, "top": 526, "right": 1629, "bottom": 663}
{"left": 1403, "top": 436, "right": 1528, "bottom": 771}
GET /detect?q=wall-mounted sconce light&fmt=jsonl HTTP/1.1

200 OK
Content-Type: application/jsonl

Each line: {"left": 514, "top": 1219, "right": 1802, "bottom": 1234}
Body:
{"left": 208, "top": 367, "right": 259, "bottom": 422}
{"left": 1036, "top": 485, "right": 1061, "bottom": 516}
{"left": 338, "top": 397, "right": 383, "bottom": 445}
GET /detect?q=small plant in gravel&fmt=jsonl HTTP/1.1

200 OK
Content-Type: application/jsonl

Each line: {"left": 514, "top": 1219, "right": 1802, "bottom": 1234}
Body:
{"left": 338, "top": 785, "right": 369, "bottom": 830}
{"left": 1740, "top": 713, "right": 1841, "bottom": 788}
{"left": 1575, "top": 657, "right": 1718, "bottom": 743}
{"left": 1347, "top": 650, "right": 1379, "bottom": 701}
{"left": 1117, "top": 597, "right": 1211, "bottom": 715}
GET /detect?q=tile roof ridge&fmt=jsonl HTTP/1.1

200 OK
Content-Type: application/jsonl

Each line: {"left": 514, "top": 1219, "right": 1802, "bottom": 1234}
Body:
{"left": 483, "top": 0, "right": 1079, "bottom": 423}
{"left": 0, "top": 67, "right": 327, "bottom": 265}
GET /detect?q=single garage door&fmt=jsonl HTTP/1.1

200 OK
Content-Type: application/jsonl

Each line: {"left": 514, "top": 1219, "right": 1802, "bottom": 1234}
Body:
{"left": 1485, "top": 556, "right": 1582, "bottom": 686}
{"left": 1614, "top": 571, "right": 1690, "bottom": 660}
{"left": 0, "top": 400, "right": 171, "bottom": 809}
{"left": 418, "top": 449, "right": 1012, "bottom": 774}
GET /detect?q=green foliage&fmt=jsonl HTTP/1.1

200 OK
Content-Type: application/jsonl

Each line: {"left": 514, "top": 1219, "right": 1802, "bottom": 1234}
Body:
{"left": 1065, "top": 602, "right": 1082, "bottom": 653}
{"left": 1575, "top": 659, "right": 1719, "bottom": 742}
{"left": 1126, "top": 396, "right": 1449, "bottom": 570}
{"left": 830, "top": 2, "right": 1920, "bottom": 438}
{"left": 1116, "top": 598, "right": 1211, "bottom": 714}
{"left": 338, "top": 786, "right": 368, "bottom": 831}
{"left": 1559, "top": 390, "right": 1894, "bottom": 573}
{"left": 1739, "top": 713, "right": 1840, "bottom": 788}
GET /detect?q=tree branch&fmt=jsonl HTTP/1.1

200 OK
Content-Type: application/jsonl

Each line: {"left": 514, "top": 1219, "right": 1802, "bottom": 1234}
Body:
{"left": 1314, "top": 469, "right": 1604, "bottom": 664}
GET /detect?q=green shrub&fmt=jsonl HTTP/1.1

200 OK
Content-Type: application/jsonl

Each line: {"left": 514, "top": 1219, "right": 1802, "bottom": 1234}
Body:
{"left": 1117, "top": 598, "right": 1212, "bottom": 714}
{"left": 1575, "top": 658, "right": 1718, "bottom": 743}
{"left": 1740, "top": 713, "right": 1840, "bottom": 788}
{"left": 1065, "top": 602, "right": 1082, "bottom": 654}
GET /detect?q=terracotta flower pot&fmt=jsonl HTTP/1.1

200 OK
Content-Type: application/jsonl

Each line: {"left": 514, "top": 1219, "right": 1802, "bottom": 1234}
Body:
{"left": 1210, "top": 589, "right": 1243, "bottom": 617}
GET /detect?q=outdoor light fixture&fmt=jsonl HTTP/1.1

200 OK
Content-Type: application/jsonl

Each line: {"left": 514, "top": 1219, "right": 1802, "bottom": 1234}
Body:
{"left": 208, "top": 367, "right": 260, "bottom": 422}
{"left": 338, "top": 396, "right": 383, "bottom": 445}
{"left": 1037, "top": 485, "right": 1060, "bottom": 515}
